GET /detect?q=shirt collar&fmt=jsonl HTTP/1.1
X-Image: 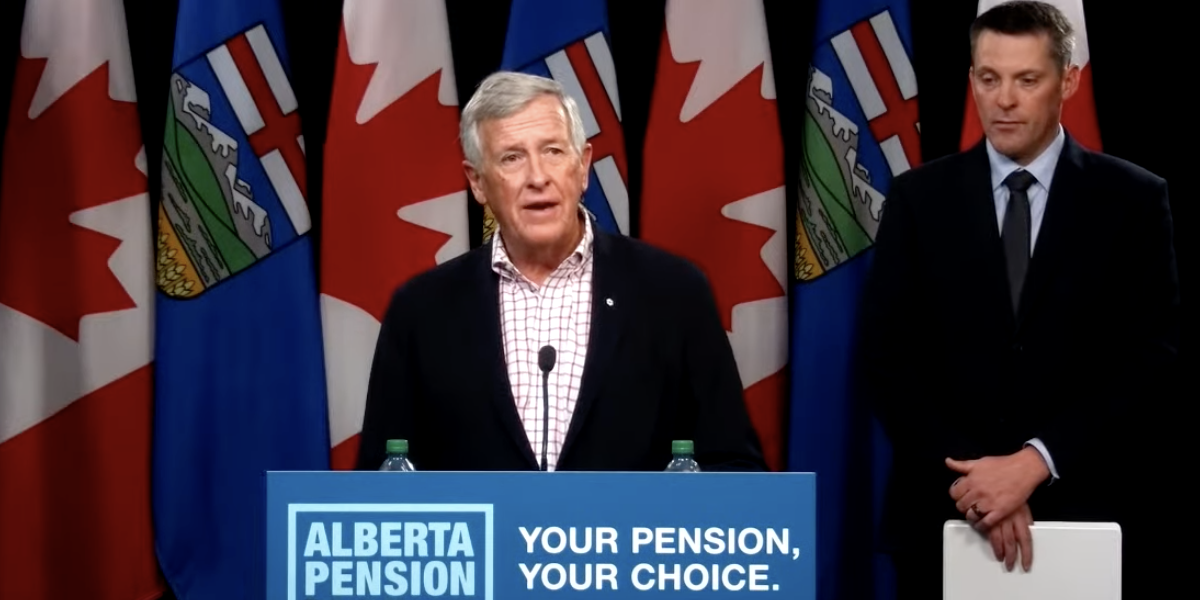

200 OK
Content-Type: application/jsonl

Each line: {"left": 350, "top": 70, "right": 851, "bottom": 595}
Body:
{"left": 986, "top": 124, "right": 1065, "bottom": 193}
{"left": 491, "top": 205, "right": 595, "bottom": 280}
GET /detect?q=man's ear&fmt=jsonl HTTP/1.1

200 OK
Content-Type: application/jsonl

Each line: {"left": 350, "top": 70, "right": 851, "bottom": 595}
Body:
{"left": 579, "top": 143, "right": 593, "bottom": 191}
{"left": 463, "top": 160, "right": 486, "bottom": 205}
{"left": 1061, "top": 64, "right": 1080, "bottom": 100}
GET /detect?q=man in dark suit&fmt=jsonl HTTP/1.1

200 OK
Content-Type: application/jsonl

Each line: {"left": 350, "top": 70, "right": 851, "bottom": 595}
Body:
{"left": 355, "top": 71, "right": 766, "bottom": 474}
{"left": 856, "top": 1, "right": 1179, "bottom": 596}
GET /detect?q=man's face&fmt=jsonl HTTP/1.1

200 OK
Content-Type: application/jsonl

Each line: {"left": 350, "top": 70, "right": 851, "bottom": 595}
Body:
{"left": 970, "top": 30, "right": 1079, "bottom": 164}
{"left": 464, "top": 95, "right": 592, "bottom": 256}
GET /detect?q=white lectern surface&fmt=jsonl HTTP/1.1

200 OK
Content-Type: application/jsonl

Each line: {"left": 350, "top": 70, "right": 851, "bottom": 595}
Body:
{"left": 943, "top": 520, "right": 1121, "bottom": 600}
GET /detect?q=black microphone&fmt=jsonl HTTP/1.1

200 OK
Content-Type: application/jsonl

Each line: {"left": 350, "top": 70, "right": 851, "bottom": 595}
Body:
{"left": 537, "top": 345, "right": 556, "bottom": 471}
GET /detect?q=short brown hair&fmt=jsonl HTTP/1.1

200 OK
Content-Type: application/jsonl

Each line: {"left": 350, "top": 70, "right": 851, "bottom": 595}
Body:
{"left": 970, "top": 0, "right": 1075, "bottom": 71}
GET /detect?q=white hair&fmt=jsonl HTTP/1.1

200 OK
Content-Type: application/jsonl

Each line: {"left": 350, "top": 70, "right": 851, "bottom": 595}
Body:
{"left": 459, "top": 71, "right": 588, "bottom": 167}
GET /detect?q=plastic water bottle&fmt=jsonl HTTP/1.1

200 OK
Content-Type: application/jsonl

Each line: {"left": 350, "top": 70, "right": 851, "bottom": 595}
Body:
{"left": 664, "top": 440, "right": 701, "bottom": 472}
{"left": 379, "top": 439, "right": 415, "bottom": 471}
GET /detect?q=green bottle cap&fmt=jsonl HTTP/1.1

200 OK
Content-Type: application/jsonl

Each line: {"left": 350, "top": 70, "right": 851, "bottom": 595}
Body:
{"left": 671, "top": 440, "right": 694, "bottom": 455}
{"left": 386, "top": 439, "right": 408, "bottom": 454}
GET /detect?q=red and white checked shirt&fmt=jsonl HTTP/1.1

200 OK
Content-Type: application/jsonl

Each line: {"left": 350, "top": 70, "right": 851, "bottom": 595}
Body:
{"left": 491, "top": 212, "right": 594, "bottom": 471}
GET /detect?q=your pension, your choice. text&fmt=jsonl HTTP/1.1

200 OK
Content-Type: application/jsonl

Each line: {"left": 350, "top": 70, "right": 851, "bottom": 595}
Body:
{"left": 301, "top": 520, "right": 799, "bottom": 595}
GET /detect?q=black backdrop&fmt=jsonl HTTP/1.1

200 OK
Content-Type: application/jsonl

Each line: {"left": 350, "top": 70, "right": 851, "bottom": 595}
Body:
{"left": 0, "top": 0, "right": 1190, "bottom": 596}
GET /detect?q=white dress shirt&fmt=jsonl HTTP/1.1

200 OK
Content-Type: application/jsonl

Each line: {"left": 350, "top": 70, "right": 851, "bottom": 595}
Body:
{"left": 984, "top": 124, "right": 1065, "bottom": 481}
{"left": 491, "top": 211, "right": 594, "bottom": 471}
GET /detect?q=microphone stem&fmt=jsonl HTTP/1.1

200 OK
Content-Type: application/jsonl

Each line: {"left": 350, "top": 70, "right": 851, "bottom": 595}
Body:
{"left": 541, "top": 371, "right": 549, "bottom": 471}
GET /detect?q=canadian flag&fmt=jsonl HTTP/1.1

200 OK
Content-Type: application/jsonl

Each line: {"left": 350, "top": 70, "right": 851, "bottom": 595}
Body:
{"left": 961, "top": 0, "right": 1101, "bottom": 151}
{"left": 0, "top": 0, "right": 162, "bottom": 599}
{"left": 639, "top": 0, "right": 789, "bottom": 470}
{"left": 321, "top": 0, "right": 469, "bottom": 469}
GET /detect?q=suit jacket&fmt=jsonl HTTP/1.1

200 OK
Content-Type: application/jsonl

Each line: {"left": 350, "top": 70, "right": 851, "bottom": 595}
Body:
{"left": 856, "top": 134, "right": 1179, "bottom": 541}
{"left": 354, "top": 228, "right": 767, "bottom": 473}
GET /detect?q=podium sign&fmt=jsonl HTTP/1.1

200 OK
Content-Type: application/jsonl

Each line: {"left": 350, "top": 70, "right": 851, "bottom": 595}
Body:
{"left": 266, "top": 471, "right": 815, "bottom": 599}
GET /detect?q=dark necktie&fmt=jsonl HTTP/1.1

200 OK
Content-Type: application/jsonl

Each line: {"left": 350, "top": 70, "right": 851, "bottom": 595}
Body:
{"left": 1001, "top": 169, "right": 1036, "bottom": 313}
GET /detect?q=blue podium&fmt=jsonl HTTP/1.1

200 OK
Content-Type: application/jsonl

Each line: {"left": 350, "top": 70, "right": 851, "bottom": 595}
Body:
{"left": 266, "top": 471, "right": 815, "bottom": 599}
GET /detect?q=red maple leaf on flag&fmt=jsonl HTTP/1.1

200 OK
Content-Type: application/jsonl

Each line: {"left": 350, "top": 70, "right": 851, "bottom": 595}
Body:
{"left": 640, "top": 31, "right": 788, "bottom": 471}
{"left": 0, "top": 57, "right": 142, "bottom": 341}
{"left": 321, "top": 25, "right": 466, "bottom": 322}
{"left": 640, "top": 33, "right": 785, "bottom": 332}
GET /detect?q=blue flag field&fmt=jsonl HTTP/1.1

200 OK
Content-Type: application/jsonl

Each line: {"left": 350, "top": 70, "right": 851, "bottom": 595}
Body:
{"left": 152, "top": 1, "right": 331, "bottom": 598}
{"left": 788, "top": 1, "right": 920, "bottom": 599}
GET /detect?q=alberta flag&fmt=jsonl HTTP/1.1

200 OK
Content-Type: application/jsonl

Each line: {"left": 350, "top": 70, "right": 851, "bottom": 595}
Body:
{"left": 487, "top": 0, "right": 628, "bottom": 239}
{"left": 789, "top": 1, "right": 918, "bottom": 599}
{"left": 152, "top": 0, "right": 331, "bottom": 598}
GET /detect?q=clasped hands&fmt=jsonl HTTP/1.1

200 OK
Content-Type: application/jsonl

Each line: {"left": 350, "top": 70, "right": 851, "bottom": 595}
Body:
{"left": 946, "top": 447, "right": 1050, "bottom": 572}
